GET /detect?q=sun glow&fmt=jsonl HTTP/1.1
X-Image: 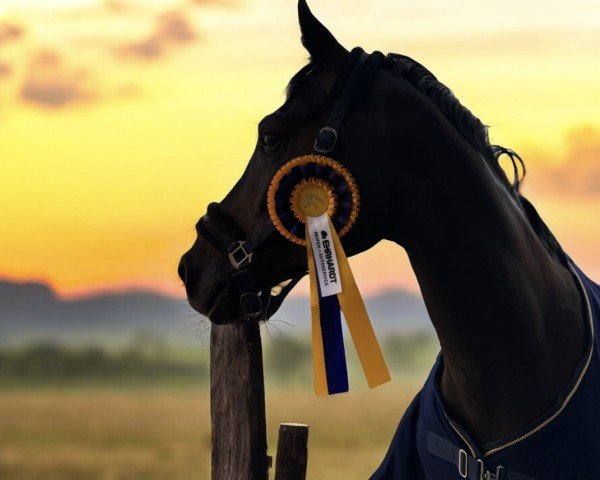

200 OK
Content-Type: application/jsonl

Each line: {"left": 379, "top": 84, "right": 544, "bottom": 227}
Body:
{"left": 0, "top": 0, "right": 598, "bottom": 298}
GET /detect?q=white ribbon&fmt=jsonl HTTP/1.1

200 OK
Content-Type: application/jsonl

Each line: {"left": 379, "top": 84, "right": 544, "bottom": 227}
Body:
{"left": 306, "top": 213, "right": 342, "bottom": 297}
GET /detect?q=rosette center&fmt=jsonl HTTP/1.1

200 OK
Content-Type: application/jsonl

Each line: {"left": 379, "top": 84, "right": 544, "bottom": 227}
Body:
{"left": 298, "top": 185, "right": 329, "bottom": 217}
{"left": 290, "top": 179, "right": 336, "bottom": 222}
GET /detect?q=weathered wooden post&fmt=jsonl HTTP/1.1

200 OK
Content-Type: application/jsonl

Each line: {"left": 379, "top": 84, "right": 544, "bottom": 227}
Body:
{"left": 274, "top": 423, "right": 309, "bottom": 480}
{"left": 210, "top": 322, "right": 269, "bottom": 480}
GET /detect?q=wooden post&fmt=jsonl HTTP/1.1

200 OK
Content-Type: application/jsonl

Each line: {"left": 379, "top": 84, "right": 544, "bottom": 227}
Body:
{"left": 210, "top": 322, "right": 269, "bottom": 480}
{"left": 274, "top": 423, "right": 309, "bottom": 480}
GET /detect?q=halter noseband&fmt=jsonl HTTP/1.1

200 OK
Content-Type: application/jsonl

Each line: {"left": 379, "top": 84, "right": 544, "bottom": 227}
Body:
{"left": 197, "top": 47, "right": 384, "bottom": 321}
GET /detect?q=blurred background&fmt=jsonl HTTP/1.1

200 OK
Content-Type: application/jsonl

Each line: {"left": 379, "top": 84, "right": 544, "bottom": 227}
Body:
{"left": 0, "top": 0, "right": 598, "bottom": 478}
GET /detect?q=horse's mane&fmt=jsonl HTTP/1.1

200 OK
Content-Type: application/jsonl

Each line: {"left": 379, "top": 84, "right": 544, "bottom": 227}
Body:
{"left": 382, "top": 53, "right": 567, "bottom": 263}
{"left": 383, "top": 53, "right": 494, "bottom": 161}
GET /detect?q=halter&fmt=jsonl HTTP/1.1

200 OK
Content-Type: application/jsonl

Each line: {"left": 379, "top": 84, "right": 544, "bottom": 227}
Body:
{"left": 197, "top": 48, "right": 384, "bottom": 321}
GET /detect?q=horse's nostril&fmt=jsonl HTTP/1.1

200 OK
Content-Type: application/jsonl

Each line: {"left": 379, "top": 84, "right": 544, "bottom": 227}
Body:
{"left": 178, "top": 261, "right": 187, "bottom": 284}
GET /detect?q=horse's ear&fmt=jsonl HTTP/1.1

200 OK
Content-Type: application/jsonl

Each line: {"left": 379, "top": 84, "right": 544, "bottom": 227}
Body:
{"left": 298, "top": 0, "right": 348, "bottom": 68}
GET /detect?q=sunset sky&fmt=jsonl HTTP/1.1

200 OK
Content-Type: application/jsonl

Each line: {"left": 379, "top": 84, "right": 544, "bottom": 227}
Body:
{"left": 0, "top": 0, "right": 598, "bottom": 299}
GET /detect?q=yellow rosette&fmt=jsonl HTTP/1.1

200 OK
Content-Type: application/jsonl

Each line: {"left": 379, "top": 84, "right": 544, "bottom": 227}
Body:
{"left": 267, "top": 155, "right": 390, "bottom": 395}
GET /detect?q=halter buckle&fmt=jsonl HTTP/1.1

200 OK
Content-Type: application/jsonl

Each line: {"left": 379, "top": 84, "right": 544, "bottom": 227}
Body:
{"left": 314, "top": 127, "right": 338, "bottom": 153}
{"left": 228, "top": 241, "right": 253, "bottom": 270}
{"left": 240, "top": 292, "right": 263, "bottom": 319}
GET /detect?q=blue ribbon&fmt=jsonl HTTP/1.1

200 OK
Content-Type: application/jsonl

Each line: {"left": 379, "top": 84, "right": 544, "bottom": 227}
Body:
{"left": 315, "top": 260, "right": 349, "bottom": 394}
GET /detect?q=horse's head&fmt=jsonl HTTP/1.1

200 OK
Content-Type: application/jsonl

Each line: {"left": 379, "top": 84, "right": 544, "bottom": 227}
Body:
{"left": 179, "top": 0, "right": 426, "bottom": 324}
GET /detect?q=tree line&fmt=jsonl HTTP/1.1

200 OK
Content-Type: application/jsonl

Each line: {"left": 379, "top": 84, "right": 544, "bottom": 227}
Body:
{"left": 0, "top": 331, "right": 436, "bottom": 387}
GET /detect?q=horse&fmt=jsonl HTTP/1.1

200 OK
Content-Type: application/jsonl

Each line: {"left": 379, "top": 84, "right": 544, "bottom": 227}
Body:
{"left": 179, "top": 1, "right": 600, "bottom": 478}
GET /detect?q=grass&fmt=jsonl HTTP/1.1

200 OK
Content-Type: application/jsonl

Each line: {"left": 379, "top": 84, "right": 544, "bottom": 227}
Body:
{"left": 0, "top": 381, "right": 420, "bottom": 479}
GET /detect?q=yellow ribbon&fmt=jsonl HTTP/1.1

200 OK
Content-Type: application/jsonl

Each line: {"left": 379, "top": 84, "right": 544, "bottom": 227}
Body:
{"left": 306, "top": 220, "right": 390, "bottom": 395}
{"left": 329, "top": 218, "right": 390, "bottom": 389}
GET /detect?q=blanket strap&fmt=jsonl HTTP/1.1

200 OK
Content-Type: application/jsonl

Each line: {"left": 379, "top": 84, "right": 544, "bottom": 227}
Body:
{"left": 427, "top": 432, "right": 538, "bottom": 480}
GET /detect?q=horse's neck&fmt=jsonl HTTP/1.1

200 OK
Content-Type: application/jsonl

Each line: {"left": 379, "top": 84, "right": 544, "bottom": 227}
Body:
{"left": 387, "top": 116, "right": 586, "bottom": 444}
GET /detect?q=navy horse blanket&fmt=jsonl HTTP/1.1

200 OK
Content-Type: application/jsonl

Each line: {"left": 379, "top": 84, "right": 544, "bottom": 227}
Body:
{"left": 371, "top": 261, "right": 600, "bottom": 480}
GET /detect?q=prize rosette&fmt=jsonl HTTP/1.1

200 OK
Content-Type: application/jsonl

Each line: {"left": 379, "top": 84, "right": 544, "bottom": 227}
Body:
{"left": 267, "top": 155, "right": 390, "bottom": 395}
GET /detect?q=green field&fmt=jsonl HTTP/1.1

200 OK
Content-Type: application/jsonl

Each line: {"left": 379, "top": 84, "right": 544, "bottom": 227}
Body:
{"left": 0, "top": 334, "right": 436, "bottom": 479}
{"left": 0, "top": 383, "right": 420, "bottom": 480}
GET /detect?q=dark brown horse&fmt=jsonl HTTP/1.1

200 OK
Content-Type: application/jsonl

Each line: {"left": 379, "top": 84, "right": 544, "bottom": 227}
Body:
{"left": 180, "top": 1, "right": 592, "bottom": 477}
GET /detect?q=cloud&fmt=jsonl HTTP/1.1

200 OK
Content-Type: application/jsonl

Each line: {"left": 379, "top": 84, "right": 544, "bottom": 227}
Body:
{"left": 117, "top": 10, "right": 198, "bottom": 60}
{"left": 530, "top": 126, "right": 600, "bottom": 196}
{"left": 20, "top": 51, "right": 97, "bottom": 108}
{"left": 0, "top": 21, "right": 25, "bottom": 45}
{"left": 0, "top": 60, "right": 12, "bottom": 79}
{"left": 103, "top": 0, "right": 131, "bottom": 13}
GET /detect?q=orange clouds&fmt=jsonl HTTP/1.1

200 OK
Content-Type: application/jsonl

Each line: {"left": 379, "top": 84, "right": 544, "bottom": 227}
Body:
{"left": 0, "top": 0, "right": 597, "bottom": 299}
{"left": 102, "top": 0, "right": 131, "bottom": 14}
{"left": 20, "top": 51, "right": 97, "bottom": 108}
{"left": 529, "top": 126, "right": 600, "bottom": 197}
{"left": 0, "top": 21, "right": 24, "bottom": 44}
{"left": 0, "top": 60, "right": 12, "bottom": 78}
{"left": 117, "top": 11, "right": 198, "bottom": 60}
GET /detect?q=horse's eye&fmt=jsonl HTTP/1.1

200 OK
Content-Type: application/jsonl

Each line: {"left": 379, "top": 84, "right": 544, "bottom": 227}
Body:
{"left": 260, "top": 133, "right": 280, "bottom": 151}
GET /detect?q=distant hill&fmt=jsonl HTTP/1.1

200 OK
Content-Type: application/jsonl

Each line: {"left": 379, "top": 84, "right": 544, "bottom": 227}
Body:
{"left": 0, "top": 280, "right": 432, "bottom": 346}
{"left": 274, "top": 288, "right": 432, "bottom": 335}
